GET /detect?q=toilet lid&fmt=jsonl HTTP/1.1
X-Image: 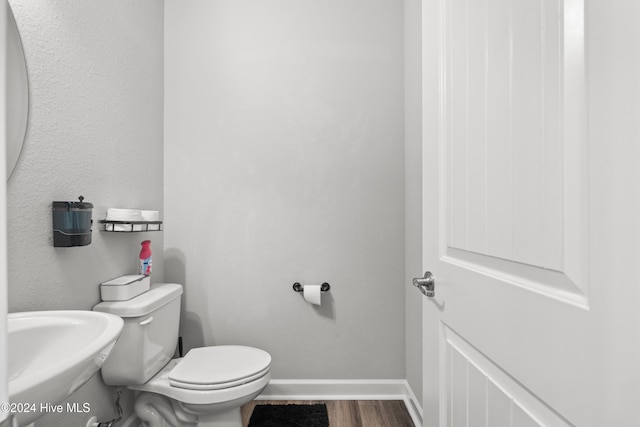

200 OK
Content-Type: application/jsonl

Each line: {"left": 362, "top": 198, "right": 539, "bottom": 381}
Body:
{"left": 169, "top": 345, "right": 271, "bottom": 390}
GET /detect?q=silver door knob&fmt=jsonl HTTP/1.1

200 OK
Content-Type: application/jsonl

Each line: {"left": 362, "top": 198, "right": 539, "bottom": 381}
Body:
{"left": 413, "top": 271, "right": 435, "bottom": 297}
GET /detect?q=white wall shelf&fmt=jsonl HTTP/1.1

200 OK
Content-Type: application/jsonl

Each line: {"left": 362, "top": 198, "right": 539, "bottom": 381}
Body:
{"left": 99, "top": 220, "right": 162, "bottom": 232}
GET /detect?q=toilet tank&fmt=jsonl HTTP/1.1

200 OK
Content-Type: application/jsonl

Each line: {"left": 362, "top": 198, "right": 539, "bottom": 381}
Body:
{"left": 93, "top": 283, "right": 183, "bottom": 386}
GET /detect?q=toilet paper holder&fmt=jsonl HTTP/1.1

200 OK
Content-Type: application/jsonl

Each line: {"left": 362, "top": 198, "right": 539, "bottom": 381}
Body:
{"left": 292, "top": 282, "right": 331, "bottom": 293}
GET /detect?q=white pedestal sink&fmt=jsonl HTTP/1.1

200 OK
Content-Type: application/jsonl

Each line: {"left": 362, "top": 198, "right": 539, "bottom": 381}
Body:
{"left": 7, "top": 311, "right": 124, "bottom": 426}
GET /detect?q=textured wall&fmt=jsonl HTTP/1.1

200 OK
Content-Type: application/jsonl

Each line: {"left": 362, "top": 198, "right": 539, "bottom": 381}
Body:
{"left": 6, "top": 1, "right": 163, "bottom": 425}
{"left": 165, "top": 0, "right": 405, "bottom": 379}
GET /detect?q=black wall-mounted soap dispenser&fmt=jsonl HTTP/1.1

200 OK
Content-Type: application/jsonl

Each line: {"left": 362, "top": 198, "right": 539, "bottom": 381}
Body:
{"left": 52, "top": 196, "right": 93, "bottom": 247}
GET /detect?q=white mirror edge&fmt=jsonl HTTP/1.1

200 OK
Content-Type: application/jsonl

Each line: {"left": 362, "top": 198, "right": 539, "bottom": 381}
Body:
{"left": 1, "top": 0, "right": 9, "bottom": 424}
{"left": 6, "top": 1, "right": 27, "bottom": 181}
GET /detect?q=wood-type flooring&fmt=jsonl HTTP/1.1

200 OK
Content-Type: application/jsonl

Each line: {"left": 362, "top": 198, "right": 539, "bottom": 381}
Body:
{"left": 241, "top": 400, "right": 415, "bottom": 427}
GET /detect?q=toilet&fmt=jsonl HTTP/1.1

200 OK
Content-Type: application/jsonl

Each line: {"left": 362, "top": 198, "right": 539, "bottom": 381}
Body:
{"left": 93, "top": 283, "right": 271, "bottom": 427}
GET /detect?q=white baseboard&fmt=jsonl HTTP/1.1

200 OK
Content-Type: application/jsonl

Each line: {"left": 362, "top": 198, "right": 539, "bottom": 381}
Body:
{"left": 258, "top": 379, "right": 423, "bottom": 426}
{"left": 402, "top": 381, "right": 424, "bottom": 427}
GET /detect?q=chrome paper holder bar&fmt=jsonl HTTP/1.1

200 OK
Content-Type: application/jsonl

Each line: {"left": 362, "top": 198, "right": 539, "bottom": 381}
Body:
{"left": 292, "top": 282, "right": 331, "bottom": 293}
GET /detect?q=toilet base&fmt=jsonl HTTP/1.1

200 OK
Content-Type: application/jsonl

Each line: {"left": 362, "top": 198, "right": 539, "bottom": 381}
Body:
{"left": 191, "top": 409, "right": 242, "bottom": 427}
{"left": 134, "top": 391, "right": 244, "bottom": 427}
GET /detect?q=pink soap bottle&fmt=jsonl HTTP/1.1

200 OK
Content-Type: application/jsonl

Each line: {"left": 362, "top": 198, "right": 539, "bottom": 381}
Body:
{"left": 139, "top": 240, "right": 152, "bottom": 276}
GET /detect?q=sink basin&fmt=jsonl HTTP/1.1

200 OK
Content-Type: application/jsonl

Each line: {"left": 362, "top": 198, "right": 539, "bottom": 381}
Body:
{"left": 8, "top": 311, "right": 123, "bottom": 426}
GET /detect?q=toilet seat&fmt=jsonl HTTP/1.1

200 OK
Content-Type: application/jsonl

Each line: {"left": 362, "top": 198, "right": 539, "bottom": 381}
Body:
{"left": 169, "top": 345, "right": 272, "bottom": 390}
{"left": 129, "top": 351, "right": 271, "bottom": 406}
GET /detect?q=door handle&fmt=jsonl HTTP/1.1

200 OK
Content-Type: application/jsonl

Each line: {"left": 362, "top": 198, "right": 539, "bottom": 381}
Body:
{"left": 413, "top": 271, "right": 435, "bottom": 297}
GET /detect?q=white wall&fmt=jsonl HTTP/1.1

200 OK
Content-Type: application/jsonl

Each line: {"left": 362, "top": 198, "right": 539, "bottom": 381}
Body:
{"left": 165, "top": 0, "right": 406, "bottom": 379}
{"left": 404, "top": 0, "right": 423, "bottom": 406}
{"left": 6, "top": 1, "right": 164, "bottom": 425}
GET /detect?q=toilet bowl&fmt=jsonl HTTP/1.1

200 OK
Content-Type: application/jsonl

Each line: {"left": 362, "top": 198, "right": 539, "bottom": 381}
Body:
{"left": 132, "top": 346, "right": 271, "bottom": 426}
{"left": 94, "top": 283, "right": 271, "bottom": 427}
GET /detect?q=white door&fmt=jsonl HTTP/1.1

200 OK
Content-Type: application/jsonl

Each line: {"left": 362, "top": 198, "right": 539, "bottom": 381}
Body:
{"left": 420, "top": 0, "right": 640, "bottom": 426}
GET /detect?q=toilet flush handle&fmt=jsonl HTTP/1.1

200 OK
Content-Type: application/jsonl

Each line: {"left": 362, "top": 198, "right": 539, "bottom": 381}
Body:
{"left": 139, "top": 316, "right": 154, "bottom": 326}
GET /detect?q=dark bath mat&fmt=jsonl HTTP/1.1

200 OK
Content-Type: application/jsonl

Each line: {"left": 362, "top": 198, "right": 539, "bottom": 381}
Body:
{"left": 248, "top": 403, "right": 329, "bottom": 427}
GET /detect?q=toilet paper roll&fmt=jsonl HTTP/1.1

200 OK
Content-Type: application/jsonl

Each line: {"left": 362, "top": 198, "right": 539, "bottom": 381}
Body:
{"left": 106, "top": 208, "right": 143, "bottom": 221}
{"left": 303, "top": 284, "right": 322, "bottom": 305}
{"left": 141, "top": 210, "right": 160, "bottom": 221}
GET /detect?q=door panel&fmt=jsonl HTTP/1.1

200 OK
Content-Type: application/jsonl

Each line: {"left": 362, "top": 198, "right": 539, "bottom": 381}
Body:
{"left": 441, "top": 325, "right": 571, "bottom": 427}
{"left": 441, "top": 0, "right": 587, "bottom": 307}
